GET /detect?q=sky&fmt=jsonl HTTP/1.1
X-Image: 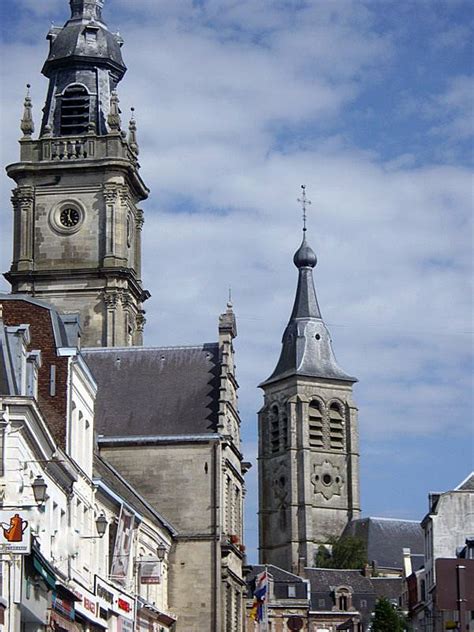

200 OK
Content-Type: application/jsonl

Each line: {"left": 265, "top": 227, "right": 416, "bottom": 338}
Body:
{"left": 0, "top": 0, "right": 473, "bottom": 564}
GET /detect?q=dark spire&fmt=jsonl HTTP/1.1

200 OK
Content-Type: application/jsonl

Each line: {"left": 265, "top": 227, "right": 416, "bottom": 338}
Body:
{"left": 261, "top": 188, "right": 356, "bottom": 386}
{"left": 69, "top": 0, "right": 104, "bottom": 21}
{"left": 42, "top": 0, "right": 125, "bottom": 80}
{"left": 40, "top": 0, "right": 126, "bottom": 136}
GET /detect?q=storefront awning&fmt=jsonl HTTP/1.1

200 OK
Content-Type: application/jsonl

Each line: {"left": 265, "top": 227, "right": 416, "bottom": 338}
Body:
{"left": 32, "top": 547, "right": 57, "bottom": 590}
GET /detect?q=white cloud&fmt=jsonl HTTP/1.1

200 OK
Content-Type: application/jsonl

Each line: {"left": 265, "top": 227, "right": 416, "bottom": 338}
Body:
{"left": 0, "top": 0, "right": 472, "bottom": 562}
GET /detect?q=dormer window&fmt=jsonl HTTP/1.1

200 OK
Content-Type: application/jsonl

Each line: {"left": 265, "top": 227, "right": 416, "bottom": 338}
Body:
{"left": 60, "top": 84, "right": 90, "bottom": 136}
{"left": 83, "top": 25, "right": 99, "bottom": 43}
{"left": 333, "top": 586, "right": 353, "bottom": 612}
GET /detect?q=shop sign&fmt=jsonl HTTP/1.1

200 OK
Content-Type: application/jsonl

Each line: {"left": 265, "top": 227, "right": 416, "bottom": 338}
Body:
{"left": 70, "top": 580, "right": 102, "bottom": 626}
{"left": 0, "top": 510, "right": 31, "bottom": 554}
{"left": 117, "top": 596, "right": 134, "bottom": 620}
{"left": 140, "top": 558, "right": 161, "bottom": 585}
{"left": 95, "top": 576, "right": 115, "bottom": 611}
{"left": 94, "top": 576, "right": 135, "bottom": 620}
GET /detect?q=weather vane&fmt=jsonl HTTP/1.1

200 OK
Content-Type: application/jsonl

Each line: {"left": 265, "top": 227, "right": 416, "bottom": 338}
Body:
{"left": 297, "top": 184, "right": 311, "bottom": 232}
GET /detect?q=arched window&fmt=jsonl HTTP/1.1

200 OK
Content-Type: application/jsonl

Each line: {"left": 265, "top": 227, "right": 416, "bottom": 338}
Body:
{"left": 270, "top": 405, "right": 279, "bottom": 453}
{"left": 329, "top": 402, "right": 344, "bottom": 450}
{"left": 308, "top": 400, "right": 324, "bottom": 447}
{"left": 60, "top": 84, "right": 90, "bottom": 135}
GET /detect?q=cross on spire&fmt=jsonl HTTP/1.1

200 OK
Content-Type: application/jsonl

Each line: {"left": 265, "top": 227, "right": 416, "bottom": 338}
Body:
{"left": 297, "top": 184, "right": 311, "bottom": 232}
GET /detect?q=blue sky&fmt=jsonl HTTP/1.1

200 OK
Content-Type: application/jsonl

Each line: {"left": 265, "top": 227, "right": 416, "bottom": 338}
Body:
{"left": 0, "top": 0, "right": 473, "bottom": 563}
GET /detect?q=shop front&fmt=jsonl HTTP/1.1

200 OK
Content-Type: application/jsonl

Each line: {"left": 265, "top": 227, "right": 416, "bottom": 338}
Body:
{"left": 48, "top": 585, "right": 82, "bottom": 632}
{"left": 20, "top": 547, "right": 56, "bottom": 632}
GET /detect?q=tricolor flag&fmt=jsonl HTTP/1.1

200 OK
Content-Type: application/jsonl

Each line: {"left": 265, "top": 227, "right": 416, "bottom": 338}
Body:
{"left": 249, "top": 569, "right": 268, "bottom": 623}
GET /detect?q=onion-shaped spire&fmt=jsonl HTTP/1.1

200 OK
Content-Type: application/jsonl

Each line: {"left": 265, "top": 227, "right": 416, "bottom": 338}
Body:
{"left": 261, "top": 185, "right": 356, "bottom": 385}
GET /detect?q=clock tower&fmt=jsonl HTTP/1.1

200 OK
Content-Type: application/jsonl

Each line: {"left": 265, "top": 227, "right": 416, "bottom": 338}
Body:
{"left": 258, "top": 196, "right": 360, "bottom": 573}
{"left": 5, "top": 0, "right": 150, "bottom": 347}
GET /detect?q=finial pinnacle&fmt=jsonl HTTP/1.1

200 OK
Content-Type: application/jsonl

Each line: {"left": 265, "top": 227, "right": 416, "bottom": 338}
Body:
{"left": 128, "top": 107, "right": 139, "bottom": 155}
{"left": 297, "top": 184, "right": 311, "bottom": 233}
{"left": 227, "top": 287, "right": 233, "bottom": 309}
{"left": 20, "top": 84, "right": 34, "bottom": 138}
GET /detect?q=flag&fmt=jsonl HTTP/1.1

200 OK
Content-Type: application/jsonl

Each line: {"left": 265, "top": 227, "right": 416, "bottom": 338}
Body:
{"left": 250, "top": 570, "right": 268, "bottom": 623}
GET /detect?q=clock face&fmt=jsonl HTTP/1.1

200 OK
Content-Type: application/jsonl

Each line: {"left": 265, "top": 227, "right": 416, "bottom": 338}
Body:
{"left": 59, "top": 207, "right": 80, "bottom": 228}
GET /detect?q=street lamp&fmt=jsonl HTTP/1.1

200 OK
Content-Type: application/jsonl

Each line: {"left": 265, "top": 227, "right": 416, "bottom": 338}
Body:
{"left": 80, "top": 513, "right": 108, "bottom": 539}
{"left": 0, "top": 475, "right": 48, "bottom": 509}
{"left": 156, "top": 543, "right": 166, "bottom": 561}
{"left": 32, "top": 475, "right": 47, "bottom": 505}
{"left": 95, "top": 513, "right": 108, "bottom": 537}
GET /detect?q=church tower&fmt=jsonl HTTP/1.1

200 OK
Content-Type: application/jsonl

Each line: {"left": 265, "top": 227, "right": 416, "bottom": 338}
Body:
{"left": 5, "top": 0, "right": 150, "bottom": 347}
{"left": 258, "top": 190, "right": 360, "bottom": 573}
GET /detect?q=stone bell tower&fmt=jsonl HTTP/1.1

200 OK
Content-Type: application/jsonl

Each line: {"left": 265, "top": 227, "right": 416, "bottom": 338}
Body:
{"left": 258, "top": 189, "right": 360, "bottom": 573}
{"left": 5, "top": 0, "right": 150, "bottom": 347}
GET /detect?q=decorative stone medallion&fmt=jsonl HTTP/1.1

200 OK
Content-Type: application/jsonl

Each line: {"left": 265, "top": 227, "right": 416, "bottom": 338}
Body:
{"left": 311, "top": 460, "right": 343, "bottom": 500}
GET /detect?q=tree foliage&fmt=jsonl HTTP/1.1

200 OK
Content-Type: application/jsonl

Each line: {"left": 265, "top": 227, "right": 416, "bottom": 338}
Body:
{"left": 314, "top": 535, "right": 367, "bottom": 569}
{"left": 371, "top": 597, "right": 406, "bottom": 632}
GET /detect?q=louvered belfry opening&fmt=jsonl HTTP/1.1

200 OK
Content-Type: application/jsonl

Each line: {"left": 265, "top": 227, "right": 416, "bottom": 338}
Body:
{"left": 308, "top": 400, "right": 324, "bottom": 447}
{"left": 60, "top": 84, "right": 90, "bottom": 135}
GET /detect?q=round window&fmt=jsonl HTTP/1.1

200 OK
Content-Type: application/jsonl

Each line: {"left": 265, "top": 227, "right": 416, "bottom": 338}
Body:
{"left": 322, "top": 473, "right": 332, "bottom": 486}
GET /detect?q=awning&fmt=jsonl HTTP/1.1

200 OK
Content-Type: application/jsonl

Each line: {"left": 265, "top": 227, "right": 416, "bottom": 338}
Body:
{"left": 137, "top": 598, "right": 177, "bottom": 626}
{"left": 32, "top": 548, "right": 57, "bottom": 590}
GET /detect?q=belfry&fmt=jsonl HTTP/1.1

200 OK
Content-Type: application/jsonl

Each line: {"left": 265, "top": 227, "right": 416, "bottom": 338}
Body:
{"left": 258, "top": 187, "right": 360, "bottom": 572}
{"left": 5, "top": 0, "right": 149, "bottom": 347}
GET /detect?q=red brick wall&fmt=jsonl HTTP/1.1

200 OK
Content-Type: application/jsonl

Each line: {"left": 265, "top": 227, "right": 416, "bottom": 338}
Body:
{"left": 1, "top": 299, "right": 69, "bottom": 449}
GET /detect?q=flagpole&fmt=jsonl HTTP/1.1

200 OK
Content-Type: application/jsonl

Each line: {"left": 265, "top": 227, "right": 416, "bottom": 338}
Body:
{"left": 263, "top": 564, "right": 269, "bottom": 632}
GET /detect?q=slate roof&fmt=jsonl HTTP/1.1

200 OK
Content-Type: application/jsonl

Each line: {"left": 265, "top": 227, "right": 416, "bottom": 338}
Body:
{"left": 456, "top": 472, "right": 474, "bottom": 491}
{"left": 261, "top": 234, "right": 356, "bottom": 386}
{"left": 93, "top": 453, "right": 177, "bottom": 536}
{"left": 305, "top": 568, "right": 375, "bottom": 596}
{"left": 371, "top": 577, "right": 403, "bottom": 601}
{"left": 343, "top": 517, "right": 424, "bottom": 571}
{"left": 246, "top": 565, "right": 308, "bottom": 600}
{"left": 43, "top": 1, "right": 125, "bottom": 77}
{"left": 83, "top": 344, "right": 221, "bottom": 438}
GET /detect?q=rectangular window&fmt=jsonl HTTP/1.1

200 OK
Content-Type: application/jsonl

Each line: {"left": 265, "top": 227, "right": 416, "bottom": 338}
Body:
{"left": 288, "top": 585, "right": 296, "bottom": 598}
{"left": 318, "top": 598, "right": 325, "bottom": 608}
